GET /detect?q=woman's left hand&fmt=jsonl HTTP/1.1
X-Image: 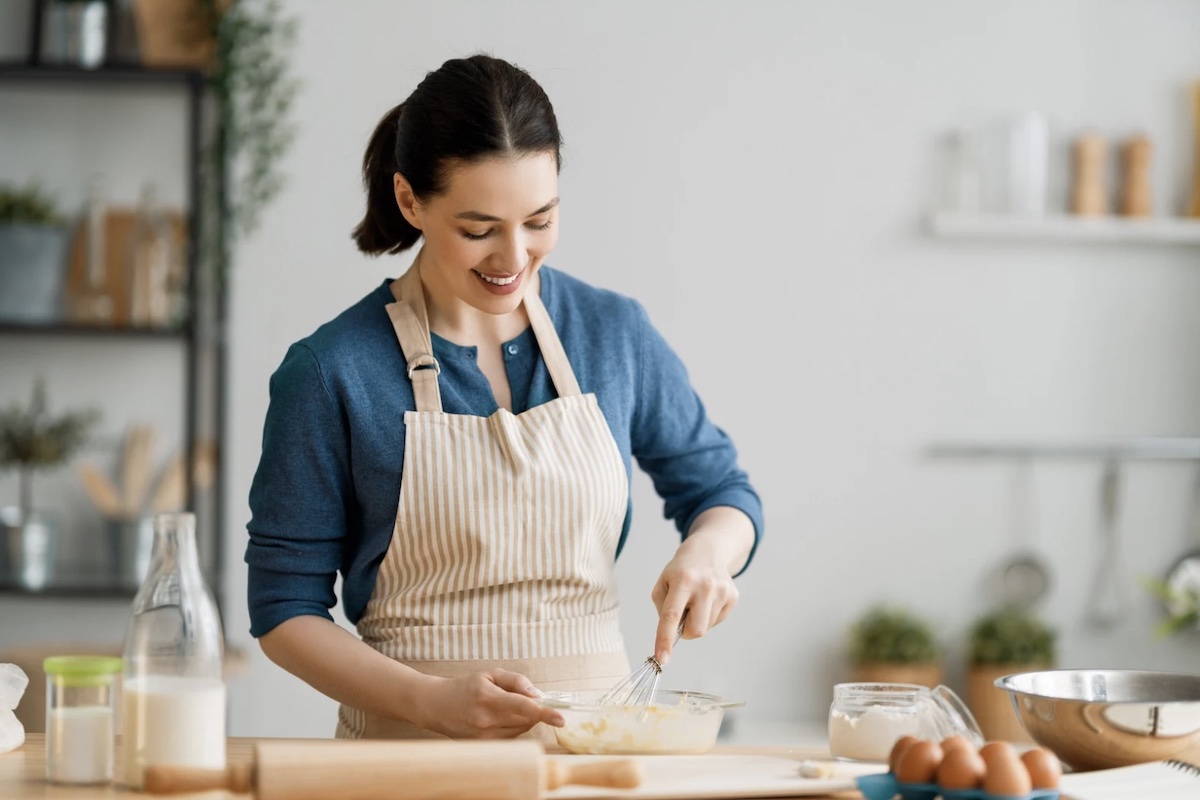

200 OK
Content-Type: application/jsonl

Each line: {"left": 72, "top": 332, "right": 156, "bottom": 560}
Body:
{"left": 649, "top": 506, "right": 755, "bottom": 667}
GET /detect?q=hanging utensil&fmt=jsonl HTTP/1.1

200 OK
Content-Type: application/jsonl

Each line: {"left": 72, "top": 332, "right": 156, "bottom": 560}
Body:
{"left": 993, "top": 458, "right": 1052, "bottom": 609}
{"left": 1159, "top": 465, "right": 1200, "bottom": 632}
{"left": 1085, "top": 459, "right": 1127, "bottom": 629}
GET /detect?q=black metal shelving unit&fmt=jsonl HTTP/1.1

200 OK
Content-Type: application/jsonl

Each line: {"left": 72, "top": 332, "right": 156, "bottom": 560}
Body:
{"left": 0, "top": 321, "right": 189, "bottom": 340}
{"left": 0, "top": 61, "right": 226, "bottom": 606}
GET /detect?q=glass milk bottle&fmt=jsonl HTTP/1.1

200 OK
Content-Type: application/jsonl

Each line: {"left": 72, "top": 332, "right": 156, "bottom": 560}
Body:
{"left": 120, "top": 512, "right": 226, "bottom": 788}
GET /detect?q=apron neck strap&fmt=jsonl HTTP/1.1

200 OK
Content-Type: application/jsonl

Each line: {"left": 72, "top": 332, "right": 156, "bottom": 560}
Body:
{"left": 523, "top": 286, "right": 581, "bottom": 398}
{"left": 386, "top": 264, "right": 443, "bottom": 413}
{"left": 386, "top": 259, "right": 582, "bottom": 411}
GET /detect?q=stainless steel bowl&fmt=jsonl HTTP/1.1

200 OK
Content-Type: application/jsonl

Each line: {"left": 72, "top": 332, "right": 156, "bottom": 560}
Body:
{"left": 996, "top": 669, "right": 1200, "bottom": 771}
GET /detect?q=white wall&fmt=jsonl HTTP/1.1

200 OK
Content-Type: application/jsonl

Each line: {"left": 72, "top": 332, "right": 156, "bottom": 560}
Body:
{"left": 4, "top": 1, "right": 1200, "bottom": 738}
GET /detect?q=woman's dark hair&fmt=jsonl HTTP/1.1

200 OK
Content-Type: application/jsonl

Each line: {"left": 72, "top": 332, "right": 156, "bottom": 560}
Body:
{"left": 353, "top": 54, "right": 562, "bottom": 256}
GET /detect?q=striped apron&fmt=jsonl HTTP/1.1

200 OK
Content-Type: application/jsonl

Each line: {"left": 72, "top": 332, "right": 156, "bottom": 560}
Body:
{"left": 335, "top": 263, "right": 631, "bottom": 740}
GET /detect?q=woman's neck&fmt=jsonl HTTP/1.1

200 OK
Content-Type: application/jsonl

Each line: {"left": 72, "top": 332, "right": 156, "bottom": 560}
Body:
{"left": 414, "top": 252, "right": 535, "bottom": 347}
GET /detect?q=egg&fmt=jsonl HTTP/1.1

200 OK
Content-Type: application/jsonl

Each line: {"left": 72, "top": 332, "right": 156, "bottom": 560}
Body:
{"left": 982, "top": 750, "right": 1032, "bottom": 797}
{"left": 1021, "top": 747, "right": 1063, "bottom": 789}
{"left": 935, "top": 745, "right": 986, "bottom": 790}
{"left": 979, "top": 740, "right": 1019, "bottom": 763}
{"left": 888, "top": 735, "right": 919, "bottom": 774}
{"left": 896, "top": 740, "right": 944, "bottom": 785}
{"left": 939, "top": 735, "right": 974, "bottom": 755}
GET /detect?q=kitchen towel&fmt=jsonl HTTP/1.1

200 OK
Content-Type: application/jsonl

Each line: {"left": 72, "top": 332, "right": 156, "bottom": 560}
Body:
{"left": 0, "top": 664, "right": 27, "bottom": 754}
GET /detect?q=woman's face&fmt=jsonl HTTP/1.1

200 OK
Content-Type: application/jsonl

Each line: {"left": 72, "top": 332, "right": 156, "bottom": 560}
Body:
{"left": 395, "top": 152, "right": 559, "bottom": 317}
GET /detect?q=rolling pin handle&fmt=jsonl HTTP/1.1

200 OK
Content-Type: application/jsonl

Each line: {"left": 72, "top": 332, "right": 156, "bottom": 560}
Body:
{"left": 543, "top": 758, "right": 644, "bottom": 790}
{"left": 142, "top": 762, "right": 254, "bottom": 794}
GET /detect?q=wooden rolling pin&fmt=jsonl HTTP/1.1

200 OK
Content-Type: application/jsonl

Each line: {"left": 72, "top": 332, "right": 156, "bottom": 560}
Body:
{"left": 144, "top": 740, "right": 642, "bottom": 800}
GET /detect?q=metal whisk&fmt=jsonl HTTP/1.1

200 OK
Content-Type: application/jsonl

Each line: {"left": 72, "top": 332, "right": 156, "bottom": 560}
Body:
{"left": 598, "top": 614, "right": 687, "bottom": 707}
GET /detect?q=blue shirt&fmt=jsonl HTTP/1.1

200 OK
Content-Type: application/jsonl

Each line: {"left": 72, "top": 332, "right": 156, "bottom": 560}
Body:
{"left": 245, "top": 267, "right": 763, "bottom": 638}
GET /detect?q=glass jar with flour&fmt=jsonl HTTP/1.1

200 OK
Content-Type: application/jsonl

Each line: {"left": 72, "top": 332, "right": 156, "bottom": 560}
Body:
{"left": 828, "top": 682, "right": 983, "bottom": 762}
{"left": 120, "top": 512, "right": 226, "bottom": 789}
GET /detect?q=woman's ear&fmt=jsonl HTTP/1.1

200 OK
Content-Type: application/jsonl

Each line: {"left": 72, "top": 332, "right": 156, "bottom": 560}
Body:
{"left": 393, "top": 172, "right": 422, "bottom": 230}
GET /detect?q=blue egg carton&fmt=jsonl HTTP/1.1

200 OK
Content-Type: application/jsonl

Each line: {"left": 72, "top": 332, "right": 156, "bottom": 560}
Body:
{"left": 856, "top": 772, "right": 1060, "bottom": 800}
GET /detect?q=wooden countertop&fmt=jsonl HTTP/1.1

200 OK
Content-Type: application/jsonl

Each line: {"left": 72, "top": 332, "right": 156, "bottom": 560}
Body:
{"left": 1, "top": 733, "right": 858, "bottom": 799}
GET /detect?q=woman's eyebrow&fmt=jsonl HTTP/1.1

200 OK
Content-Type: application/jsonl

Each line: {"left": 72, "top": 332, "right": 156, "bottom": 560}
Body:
{"left": 454, "top": 197, "right": 560, "bottom": 222}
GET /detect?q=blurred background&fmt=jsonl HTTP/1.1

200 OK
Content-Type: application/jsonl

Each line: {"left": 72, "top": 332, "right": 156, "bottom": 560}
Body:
{"left": 1, "top": 0, "right": 1199, "bottom": 741}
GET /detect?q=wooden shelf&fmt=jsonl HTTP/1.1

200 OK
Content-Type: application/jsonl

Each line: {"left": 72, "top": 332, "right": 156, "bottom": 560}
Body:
{"left": 927, "top": 213, "right": 1200, "bottom": 245}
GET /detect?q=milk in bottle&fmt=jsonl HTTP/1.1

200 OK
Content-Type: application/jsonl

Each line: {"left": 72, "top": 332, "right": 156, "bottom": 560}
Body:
{"left": 120, "top": 512, "right": 225, "bottom": 788}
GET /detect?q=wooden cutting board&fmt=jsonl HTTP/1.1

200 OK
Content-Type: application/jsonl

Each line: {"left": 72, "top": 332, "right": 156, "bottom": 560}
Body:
{"left": 546, "top": 754, "right": 869, "bottom": 799}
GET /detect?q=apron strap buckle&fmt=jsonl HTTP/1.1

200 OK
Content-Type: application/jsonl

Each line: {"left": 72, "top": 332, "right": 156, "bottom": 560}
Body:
{"left": 406, "top": 353, "right": 441, "bottom": 380}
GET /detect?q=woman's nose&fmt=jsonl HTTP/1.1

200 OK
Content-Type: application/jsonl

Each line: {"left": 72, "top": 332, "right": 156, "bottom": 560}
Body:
{"left": 496, "top": 231, "right": 527, "bottom": 272}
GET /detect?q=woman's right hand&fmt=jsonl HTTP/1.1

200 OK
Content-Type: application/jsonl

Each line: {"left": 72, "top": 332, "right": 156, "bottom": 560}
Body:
{"left": 411, "top": 669, "right": 565, "bottom": 739}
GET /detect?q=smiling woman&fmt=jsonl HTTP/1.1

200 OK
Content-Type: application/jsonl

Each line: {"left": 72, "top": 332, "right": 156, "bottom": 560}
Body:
{"left": 244, "top": 53, "right": 763, "bottom": 744}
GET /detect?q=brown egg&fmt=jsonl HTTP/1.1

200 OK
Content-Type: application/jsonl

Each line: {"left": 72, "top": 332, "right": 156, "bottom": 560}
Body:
{"left": 936, "top": 745, "right": 986, "bottom": 790}
{"left": 888, "top": 735, "right": 919, "bottom": 774}
{"left": 982, "top": 750, "right": 1032, "bottom": 797}
{"left": 1021, "top": 747, "right": 1063, "bottom": 789}
{"left": 979, "top": 740, "right": 1019, "bottom": 763}
{"left": 896, "top": 740, "right": 944, "bottom": 785}
{"left": 939, "top": 735, "right": 974, "bottom": 755}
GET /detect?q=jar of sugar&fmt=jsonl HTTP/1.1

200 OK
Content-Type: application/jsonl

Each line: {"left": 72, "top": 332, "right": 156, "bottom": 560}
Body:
{"left": 43, "top": 655, "right": 123, "bottom": 784}
{"left": 828, "top": 682, "right": 983, "bottom": 762}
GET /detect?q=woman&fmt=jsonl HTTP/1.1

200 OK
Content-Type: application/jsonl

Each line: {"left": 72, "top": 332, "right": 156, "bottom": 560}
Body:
{"left": 246, "top": 54, "right": 763, "bottom": 741}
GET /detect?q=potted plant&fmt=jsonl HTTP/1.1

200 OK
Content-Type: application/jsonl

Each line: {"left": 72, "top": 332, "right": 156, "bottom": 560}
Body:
{"left": 0, "top": 380, "right": 98, "bottom": 588}
{"left": 848, "top": 606, "right": 944, "bottom": 689}
{"left": 185, "top": 0, "right": 299, "bottom": 292}
{"left": 0, "top": 183, "right": 70, "bottom": 323}
{"left": 966, "top": 607, "right": 1057, "bottom": 742}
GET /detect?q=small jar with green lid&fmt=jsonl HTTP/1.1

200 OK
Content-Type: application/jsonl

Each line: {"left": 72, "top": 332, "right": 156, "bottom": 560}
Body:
{"left": 43, "top": 655, "right": 123, "bottom": 785}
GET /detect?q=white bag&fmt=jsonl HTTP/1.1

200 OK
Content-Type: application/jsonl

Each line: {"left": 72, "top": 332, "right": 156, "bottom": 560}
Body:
{"left": 0, "top": 663, "right": 29, "bottom": 754}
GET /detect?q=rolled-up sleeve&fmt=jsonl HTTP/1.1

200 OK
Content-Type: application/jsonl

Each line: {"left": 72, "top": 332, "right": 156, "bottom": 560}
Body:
{"left": 629, "top": 302, "right": 763, "bottom": 575}
{"left": 245, "top": 343, "right": 351, "bottom": 637}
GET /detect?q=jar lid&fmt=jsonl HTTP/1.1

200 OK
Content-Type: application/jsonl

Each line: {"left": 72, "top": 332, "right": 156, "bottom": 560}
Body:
{"left": 918, "top": 684, "right": 985, "bottom": 745}
{"left": 43, "top": 655, "right": 123, "bottom": 686}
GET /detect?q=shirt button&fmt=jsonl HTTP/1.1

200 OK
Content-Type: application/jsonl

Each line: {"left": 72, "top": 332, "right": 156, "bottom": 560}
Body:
{"left": 506, "top": 344, "right": 519, "bottom": 356}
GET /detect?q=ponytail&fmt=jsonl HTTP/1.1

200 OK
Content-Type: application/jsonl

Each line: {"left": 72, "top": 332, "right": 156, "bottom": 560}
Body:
{"left": 352, "top": 103, "right": 422, "bottom": 255}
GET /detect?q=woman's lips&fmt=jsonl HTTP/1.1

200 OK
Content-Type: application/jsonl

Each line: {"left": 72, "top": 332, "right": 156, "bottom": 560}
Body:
{"left": 473, "top": 268, "right": 524, "bottom": 295}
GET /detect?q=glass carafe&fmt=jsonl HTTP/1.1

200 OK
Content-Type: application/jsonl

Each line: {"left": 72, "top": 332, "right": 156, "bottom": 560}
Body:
{"left": 120, "top": 512, "right": 225, "bottom": 788}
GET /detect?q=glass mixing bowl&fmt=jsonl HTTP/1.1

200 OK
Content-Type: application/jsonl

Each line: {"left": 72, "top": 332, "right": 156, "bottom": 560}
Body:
{"left": 540, "top": 689, "right": 744, "bottom": 755}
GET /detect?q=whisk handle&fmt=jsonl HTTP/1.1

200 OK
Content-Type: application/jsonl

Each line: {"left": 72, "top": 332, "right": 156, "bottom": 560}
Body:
{"left": 543, "top": 758, "right": 644, "bottom": 790}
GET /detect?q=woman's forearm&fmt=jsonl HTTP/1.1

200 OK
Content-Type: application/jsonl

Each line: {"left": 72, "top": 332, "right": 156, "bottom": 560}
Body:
{"left": 259, "top": 615, "right": 435, "bottom": 725}
{"left": 682, "top": 505, "right": 756, "bottom": 574}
